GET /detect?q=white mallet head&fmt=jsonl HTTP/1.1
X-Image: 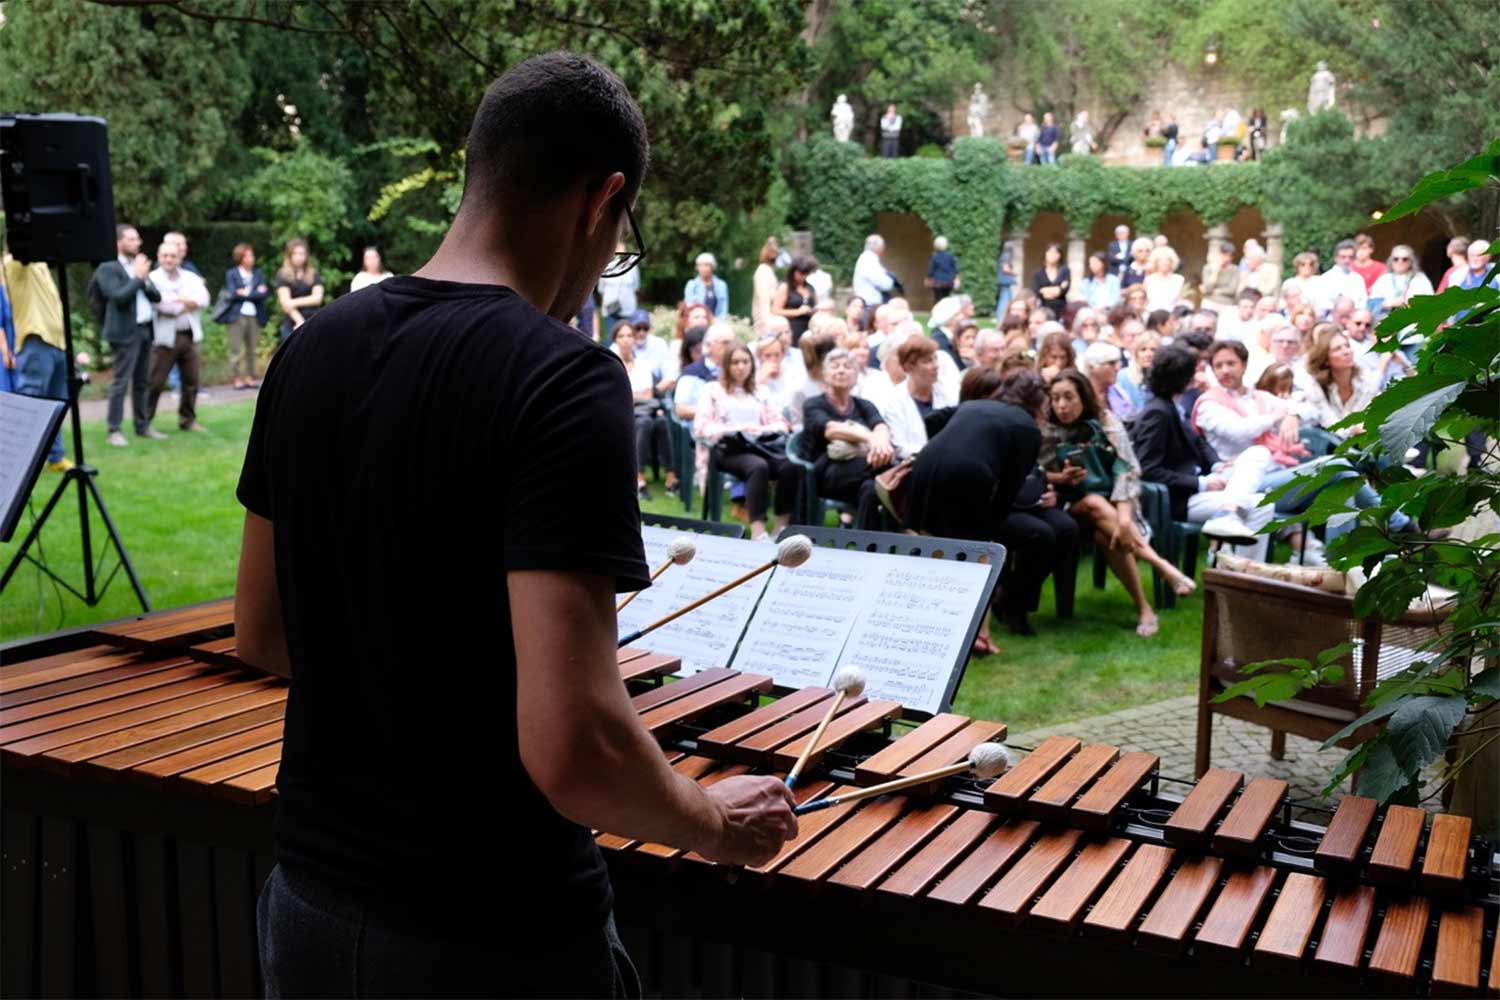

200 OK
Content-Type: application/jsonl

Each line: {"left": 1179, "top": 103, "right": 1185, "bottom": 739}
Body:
{"left": 666, "top": 537, "right": 697, "bottom": 565}
{"left": 776, "top": 534, "right": 814, "bottom": 568}
{"left": 832, "top": 666, "right": 867, "bottom": 698}
{"left": 968, "top": 743, "right": 1012, "bottom": 779}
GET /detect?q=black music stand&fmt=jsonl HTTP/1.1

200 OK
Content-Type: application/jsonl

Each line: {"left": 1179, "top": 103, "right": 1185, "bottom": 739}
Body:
{"left": 641, "top": 512, "right": 747, "bottom": 539}
{"left": 776, "top": 526, "right": 1006, "bottom": 717}
{"left": 0, "top": 261, "right": 151, "bottom": 612}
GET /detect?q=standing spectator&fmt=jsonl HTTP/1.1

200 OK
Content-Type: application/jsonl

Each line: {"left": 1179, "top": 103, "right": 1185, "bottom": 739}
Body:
{"left": 853, "top": 234, "right": 895, "bottom": 307}
{"left": 1106, "top": 225, "right": 1132, "bottom": 276}
{"left": 1316, "top": 240, "right": 1368, "bottom": 316}
{"left": 350, "top": 247, "right": 393, "bottom": 292}
{"left": 805, "top": 256, "right": 834, "bottom": 310}
{"left": 695, "top": 343, "right": 797, "bottom": 539}
{"left": 1016, "top": 113, "right": 1040, "bottom": 164}
{"left": 802, "top": 347, "right": 893, "bottom": 528}
{"left": 597, "top": 240, "right": 641, "bottom": 345}
{"left": 274, "top": 238, "right": 324, "bottom": 341}
{"left": 613, "top": 322, "right": 675, "bottom": 499}
{"left": 1240, "top": 240, "right": 1280, "bottom": 299}
{"left": 995, "top": 243, "right": 1018, "bottom": 317}
{"left": 1143, "top": 245, "right": 1185, "bottom": 312}
{"left": 3, "top": 251, "right": 71, "bottom": 469}
{"left": 1247, "top": 108, "right": 1268, "bottom": 159}
{"left": 771, "top": 255, "right": 817, "bottom": 346}
{"left": 214, "top": 243, "right": 270, "bottom": 390}
{"left": 1369, "top": 243, "right": 1433, "bottom": 319}
{"left": 1119, "top": 237, "right": 1153, "bottom": 290}
{"left": 1035, "top": 111, "right": 1060, "bottom": 164}
{"left": 1199, "top": 239, "right": 1240, "bottom": 314}
{"left": 926, "top": 236, "right": 960, "bottom": 303}
{"left": 906, "top": 368, "right": 1048, "bottom": 641}
{"left": 95, "top": 224, "right": 163, "bottom": 447}
{"left": 751, "top": 237, "right": 779, "bottom": 333}
{"left": 1161, "top": 113, "right": 1179, "bottom": 166}
{"left": 879, "top": 103, "right": 902, "bottom": 157}
{"left": 683, "top": 252, "right": 728, "bottom": 318}
{"left": 1350, "top": 232, "right": 1386, "bottom": 292}
{"left": 1436, "top": 237, "right": 1470, "bottom": 292}
{"left": 147, "top": 240, "right": 209, "bottom": 432}
{"left": 1069, "top": 110, "right": 1096, "bottom": 156}
{"left": 1030, "top": 243, "right": 1071, "bottom": 319}
{"left": 1080, "top": 252, "right": 1120, "bottom": 310}
{"left": 880, "top": 336, "right": 954, "bottom": 456}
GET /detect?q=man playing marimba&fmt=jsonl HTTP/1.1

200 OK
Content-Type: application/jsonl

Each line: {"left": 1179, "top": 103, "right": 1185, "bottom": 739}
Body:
{"left": 233, "top": 53, "right": 797, "bottom": 997}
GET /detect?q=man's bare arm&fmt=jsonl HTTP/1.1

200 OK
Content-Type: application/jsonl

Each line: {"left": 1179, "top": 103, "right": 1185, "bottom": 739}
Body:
{"left": 234, "top": 512, "right": 291, "bottom": 679}
{"left": 510, "top": 568, "right": 796, "bottom": 865}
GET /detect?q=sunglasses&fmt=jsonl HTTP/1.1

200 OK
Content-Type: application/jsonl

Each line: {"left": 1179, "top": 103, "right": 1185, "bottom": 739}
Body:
{"left": 600, "top": 202, "right": 647, "bottom": 278}
{"left": 1392, "top": 256, "right": 1412, "bottom": 261}
{"left": 1351, "top": 321, "right": 1371, "bottom": 328}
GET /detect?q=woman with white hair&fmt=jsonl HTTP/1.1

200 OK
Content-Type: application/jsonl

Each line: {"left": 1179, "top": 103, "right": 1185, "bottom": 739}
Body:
{"left": 1240, "top": 240, "right": 1281, "bottom": 299}
{"left": 684, "top": 252, "right": 729, "bottom": 318}
{"left": 1080, "top": 340, "right": 1135, "bottom": 421}
{"left": 1142, "top": 245, "right": 1184, "bottom": 312}
{"left": 1369, "top": 243, "right": 1434, "bottom": 319}
{"left": 927, "top": 235, "right": 960, "bottom": 303}
{"left": 1119, "top": 237, "right": 1153, "bottom": 290}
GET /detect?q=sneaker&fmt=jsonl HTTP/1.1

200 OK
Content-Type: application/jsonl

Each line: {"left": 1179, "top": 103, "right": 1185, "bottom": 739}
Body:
{"left": 181, "top": 422, "right": 208, "bottom": 433}
{"left": 107, "top": 431, "right": 129, "bottom": 447}
{"left": 636, "top": 482, "right": 652, "bottom": 501}
{"left": 45, "top": 458, "right": 75, "bottom": 473}
{"left": 1202, "top": 513, "right": 1257, "bottom": 542}
{"left": 138, "top": 427, "right": 168, "bottom": 440}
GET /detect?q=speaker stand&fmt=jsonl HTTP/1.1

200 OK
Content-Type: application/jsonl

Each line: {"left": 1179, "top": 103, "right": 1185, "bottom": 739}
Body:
{"left": 0, "top": 262, "right": 150, "bottom": 612}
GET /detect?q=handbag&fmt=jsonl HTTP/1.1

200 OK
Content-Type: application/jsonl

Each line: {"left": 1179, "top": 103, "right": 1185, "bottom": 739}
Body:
{"left": 1054, "top": 420, "right": 1123, "bottom": 501}
{"left": 874, "top": 456, "right": 916, "bottom": 526}
{"left": 720, "top": 430, "right": 788, "bottom": 463}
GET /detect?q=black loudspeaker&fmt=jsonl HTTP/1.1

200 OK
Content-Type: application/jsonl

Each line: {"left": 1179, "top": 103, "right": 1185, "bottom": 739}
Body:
{"left": 0, "top": 113, "right": 117, "bottom": 264}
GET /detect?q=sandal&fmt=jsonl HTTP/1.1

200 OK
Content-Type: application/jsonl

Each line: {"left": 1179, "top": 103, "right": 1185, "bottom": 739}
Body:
{"left": 1136, "top": 615, "right": 1160, "bottom": 638}
{"left": 971, "top": 634, "right": 998, "bottom": 657}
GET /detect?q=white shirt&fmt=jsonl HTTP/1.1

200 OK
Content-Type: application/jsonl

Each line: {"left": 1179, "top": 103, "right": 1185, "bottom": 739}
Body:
{"left": 1316, "top": 266, "right": 1369, "bottom": 315}
{"left": 807, "top": 268, "right": 833, "bottom": 305}
{"left": 1193, "top": 385, "right": 1284, "bottom": 463}
{"left": 613, "top": 349, "right": 658, "bottom": 396}
{"left": 880, "top": 112, "right": 902, "bottom": 136}
{"left": 350, "top": 271, "right": 392, "bottom": 292}
{"left": 881, "top": 378, "right": 954, "bottom": 456}
{"left": 936, "top": 350, "right": 961, "bottom": 402}
{"left": 236, "top": 267, "right": 258, "bottom": 316}
{"left": 1313, "top": 374, "right": 1376, "bottom": 434}
{"left": 119, "top": 255, "right": 154, "bottom": 323}
{"left": 148, "top": 266, "right": 209, "bottom": 345}
{"left": 853, "top": 250, "right": 894, "bottom": 305}
{"left": 597, "top": 268, "right": 640, "bottom": 315}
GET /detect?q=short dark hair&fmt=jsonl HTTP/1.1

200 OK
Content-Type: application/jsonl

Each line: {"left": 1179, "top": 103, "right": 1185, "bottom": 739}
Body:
{"left": 679, "top": 324, "right": 707, "bottom": 367}
{"left": 1237, "top": 287, "right": 1262, "bottom": 303}
{"left": 1147, "top": 345, "right": 1199, "bottom": 398}
{"left": 115, "top": 223, "right": 137, "bottom": 240}
{"left": 960, "top": 365, "right": 1003, "bottom": 402}
{"left": 463, "top": 52, "right": 648, "bottom": 211}
{"left": 1145, "top": 309, "right": 1172, "bottom": 332}
{"left": 997, "top": 369, "right": 1047, "bottom": 413}
{"left": 1209, "top": 339, "right": 1249, "bottom": 364}
{"left": 1182, "top": 330, "right": 1215, "bottom": 352}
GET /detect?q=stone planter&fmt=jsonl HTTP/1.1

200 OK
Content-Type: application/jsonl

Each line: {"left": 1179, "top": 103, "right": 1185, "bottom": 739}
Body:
{"left": 1006, "top": 141, "right": 1026, "bottom": 163}
{"left": 1215, "top": 141, "right": 1238, "bottom": 162}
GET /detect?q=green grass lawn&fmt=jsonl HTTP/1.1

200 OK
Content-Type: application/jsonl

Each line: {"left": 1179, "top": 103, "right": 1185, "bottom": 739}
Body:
{"left": 2, "top": 398, "right": 1205, "bottom": 732}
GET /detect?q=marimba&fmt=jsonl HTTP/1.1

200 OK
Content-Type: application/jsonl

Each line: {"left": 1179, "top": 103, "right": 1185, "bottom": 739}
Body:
{"left": 3, "top": 602, "right": 1496, "bottom": 998}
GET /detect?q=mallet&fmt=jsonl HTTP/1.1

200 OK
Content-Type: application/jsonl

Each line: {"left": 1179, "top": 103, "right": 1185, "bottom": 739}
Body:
{"left": 793, "top": 743, "right": 1013, "bottom": 815}
{"left": 616, "top": 537, "right": 696, "bottom": 613}
{"left": 616, "top": 534, "right": 814, "bottom": 648}
{"left": 784, "top": 666, "right": 866, "bottom": 790}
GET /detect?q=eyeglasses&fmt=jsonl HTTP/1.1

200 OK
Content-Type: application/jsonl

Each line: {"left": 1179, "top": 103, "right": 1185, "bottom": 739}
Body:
{"left": 1351, "top": 320, "right": 1371, "bottom": 328}
{"left": 1392, "top": 256, "right": 1412, "bottom": 262}
{"left": 599, "top": 201, "right": 647, "bottom": 278}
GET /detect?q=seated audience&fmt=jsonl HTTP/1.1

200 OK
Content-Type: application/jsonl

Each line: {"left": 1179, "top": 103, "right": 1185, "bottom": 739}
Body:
{"left": 1080, "top": 252, "right": 1120, "bottom": 310}
{"left": 674, "top": 321, "right": 734, "bottom": 420}
{"left": 1369, "top": 243, "right": 1433, "bottom": 325}
{"left": 1036, "top": 327, "right": 1076, "bottom": 383}
{"left": 802, "top": 348, "right": 894, "bottom": 528}
{"left": 1240, "top": 240, "right": 1280, "bottom": 299}
{"left": 614, "top": 321, "right": 676, "bottom": 498}
{"left": 1116, "top": 327, "right": 1157, "bottom": 412}
{"left": 694, "top": 343, "right": 798, "bottom": 540}
{"left": 954, "top": 321, "right": 980, "bottom": 369}
{"left": 1081, "top": 340, "right": 1136, "bottom": 422}
{"left": 792, "top": 329, "right": 838, "bottom": 417}
{"left": 1198, "top": 239, "right": 1240, "bottom": 314}
{"left": 844, "top": 295, "right": 868, "bottom": 333}
{"left": 1041, "top": 370, "right": 1196, "bottom": 636}
{"left": 881, "top": 336, "right": 956, "bottom": 455}
{"left": 1280, "top": 251, "right": 1321, "bottom": 311}
{"left": 1143, "top": 245, "right": 1184, "bottom": 312}
{"left": 1305, "top": 325, "right": 1375, "bottom": 435}
{"left": 754, "top": 329, "right": 799, "bottom": 428}
{"left": 973, "top": 328, "right": 1006, "bottom": 371}
{"left": 1069, "top": 307, "right": 1102, "bottom": 357}
{"left": 1119, "top": 237, "right": 1152, "bottom": 289}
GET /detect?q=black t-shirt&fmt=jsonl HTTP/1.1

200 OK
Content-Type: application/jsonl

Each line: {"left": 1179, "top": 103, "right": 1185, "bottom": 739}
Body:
{"left": 801, "top": 393, "right": 884, "bottom": 462}
{"left": 237, "top": 276, "right": 649, "bottom": 942}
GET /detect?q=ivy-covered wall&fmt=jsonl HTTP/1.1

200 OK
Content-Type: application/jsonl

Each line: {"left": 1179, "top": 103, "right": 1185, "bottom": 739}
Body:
{"left": 786, "top": 114, "right": 1398, "bottom": 314}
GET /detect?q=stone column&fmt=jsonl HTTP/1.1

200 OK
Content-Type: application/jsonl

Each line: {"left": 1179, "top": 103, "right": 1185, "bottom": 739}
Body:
{"left": 1066, "top": 232, "right": 1088, "bottom": 301}
{"left": 1264, "top": 223, "right": 1285, "bottom": 275}
{"left": 1204, "top": 222, "right": 1230, "bottom": 250}
{"left": 1005, "top": 235, "right": 1025, "bottom": 311}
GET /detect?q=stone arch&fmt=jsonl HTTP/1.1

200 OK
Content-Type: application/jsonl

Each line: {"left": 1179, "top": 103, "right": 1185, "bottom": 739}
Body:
{"left": 1227, "top": 205, "right": 1269, "bottom": 256}
{"left": 875, "top": 212, "right": 938, "bottom": 310}
{"left": 1086, "top": 214, "right": 1133, "bottom": 276}
{"left": 1158, "top": 209, "right": 1209, "bottom": 289}
{"left": 1021, "top": 211, "right": 1070, "bottom": 292}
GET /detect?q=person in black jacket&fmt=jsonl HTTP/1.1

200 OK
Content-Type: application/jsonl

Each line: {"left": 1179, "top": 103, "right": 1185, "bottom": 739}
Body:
{"left": 907, "top": 367, "right": 1049, "bottom": 646}
{"left": 1030, "top": 243, "right": 1071, "bottom": 320}
{"left": 93, "top": 224, "right": 164, "bottom": 446}
{"left": 1129, "top": 345, "right": 1273, "bottom": 551}
{"left": 214, "top": 243, "right": 271, "bottom": 389}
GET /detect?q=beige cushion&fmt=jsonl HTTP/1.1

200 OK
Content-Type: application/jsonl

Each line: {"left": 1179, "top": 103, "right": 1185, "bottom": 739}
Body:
{"left": 1215, "top": 553, "right": 1347, "bottom": 594}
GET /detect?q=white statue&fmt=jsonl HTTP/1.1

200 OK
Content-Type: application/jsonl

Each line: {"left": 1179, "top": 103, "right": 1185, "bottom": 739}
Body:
{"left": 831, "top": 94, "right": 854, "bottom": 143}
{"left": 1307, "top": 61, "right": 1336, "bottom": 114}
{"left": 1278, "top": 107, "right": 1300, "bottom": 145}
{"left": 967, "top": 84, "right": 989, "bottom": 138}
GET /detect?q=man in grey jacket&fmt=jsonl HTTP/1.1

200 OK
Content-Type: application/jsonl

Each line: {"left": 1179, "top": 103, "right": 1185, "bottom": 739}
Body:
{"left": 94, "top": 224, "right": 165, "bottom": 446}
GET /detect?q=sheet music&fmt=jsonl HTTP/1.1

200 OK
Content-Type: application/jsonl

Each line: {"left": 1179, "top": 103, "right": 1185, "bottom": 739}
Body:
{"left": 732, "top": 546, "right": 882, "bottom": 689}
{"left": 616, "top": 526, "right": 772, "bottom": 675}
{"left": 835, "top": 555, "right": 991, "bottom": 714}
{"left": 0, "top": 393, "right": 66, "bottom": 542}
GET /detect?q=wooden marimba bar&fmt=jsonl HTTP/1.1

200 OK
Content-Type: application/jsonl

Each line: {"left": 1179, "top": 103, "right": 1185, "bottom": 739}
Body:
{"left": 2, "top": 601, "right": 1496, "bottom": 998}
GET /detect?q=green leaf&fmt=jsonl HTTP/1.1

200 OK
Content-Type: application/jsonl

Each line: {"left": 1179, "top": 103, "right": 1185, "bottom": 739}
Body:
{"left": 1315, "top": 643, "right": 1354, "bottom": 668}
{"left": 1212, "top": 673, "right": 1305, "bottom": 708}
{"left": 1473, "top": 667, "right": 1499, "bottom": 701}
{"left": 1379, "top": 140, "right": 1500, "bottom": 221}
{"left": 1379, "top": 381, "right": 1467, "bottom": 457}
{"left": 1321, "top": 698, "right": 1401, "bottom": 749}
{"left": 1325, "top": 526, "right": 1397, "bottom": 566}
{"left": 1375, "top": 287, "right": 1496, "bottom": 343}
{"left": 1352, "top": 694, "right": 1467, "bottom": 802}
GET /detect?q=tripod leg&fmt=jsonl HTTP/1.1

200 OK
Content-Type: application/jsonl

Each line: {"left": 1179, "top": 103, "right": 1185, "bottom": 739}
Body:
{"left": 83, "top": 472, "right": 151, "bottom": 612}
{"left": 0, "top": 473, "right": 73, "bottom": 592}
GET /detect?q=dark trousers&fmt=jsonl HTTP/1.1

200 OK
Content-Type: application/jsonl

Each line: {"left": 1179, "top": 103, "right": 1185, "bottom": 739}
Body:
{"left": 880, "top": 135, "right": 900, "bottom": 157}
{"left": 817, "top": 458, "right": 883, "bottom": 529}
{"left": 258, "top": 864, "right": 639, "bottom": 998}
{"left": 633, "top": 404, "right": 672, "bottom": 476}
{"left": 997, "top": 506, "right": 1080, "bottom": 617}
{"left": 13, "top": 336, "right": 68, "bottom": 462}
{"left": 148, "top": 332, "right": 200, "bottom": 428}
{"left": 716, "top": 450, "right": 800, "bottom": 521}
{"left": 106, "top": 323, "right": 153, "bottom": 434}
{"left": 930, "top": 284, "right": 954, "bottom": 303}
